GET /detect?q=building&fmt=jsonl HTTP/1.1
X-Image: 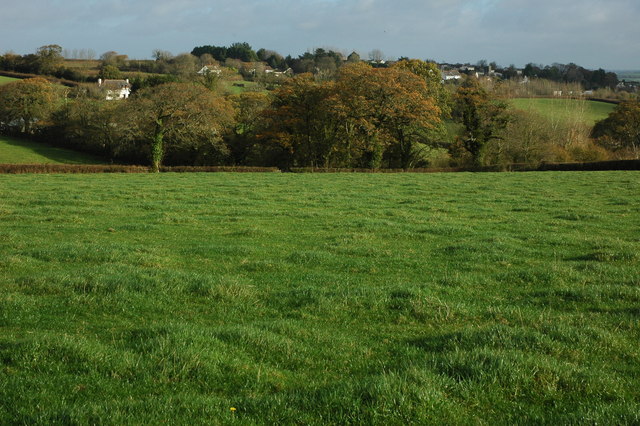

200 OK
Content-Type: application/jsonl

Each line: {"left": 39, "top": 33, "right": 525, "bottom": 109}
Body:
{"left": 98, "top": 79, "right": 131, "bottom": 100}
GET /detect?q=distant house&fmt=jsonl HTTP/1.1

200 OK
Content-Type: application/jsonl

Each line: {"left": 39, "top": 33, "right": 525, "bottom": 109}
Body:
{"left": 98, "top": 79, "right": 131, "bottom": 100}
{"left": 442, "top": 70, "right": 462, "bottom": 81}
{"left": 264, "top": 67, "right": 293, "bottom": 78}
{"left": 197, "top": 65, "right": 222, "bottom": 76}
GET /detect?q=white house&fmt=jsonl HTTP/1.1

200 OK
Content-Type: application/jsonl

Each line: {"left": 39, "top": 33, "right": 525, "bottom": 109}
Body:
{"left": 98, "top": 79, "right": 131, "bottom": 100}
{"left": 197, "top": 64, "right": 222, "bottom": 76}
{"left": 264, "top": 67, "right": 293, "bottom": 78}
{"left": 442, "top": 70, "right": 462, "bottom": 81}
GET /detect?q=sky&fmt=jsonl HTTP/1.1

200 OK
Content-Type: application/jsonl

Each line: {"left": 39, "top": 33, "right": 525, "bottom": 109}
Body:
{"left": 2, "top": 0, "right": 639, "bottom": 70}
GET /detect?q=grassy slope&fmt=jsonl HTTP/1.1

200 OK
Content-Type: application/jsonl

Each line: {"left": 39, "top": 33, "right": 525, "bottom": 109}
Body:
{"left": 511, "top": 98, "right": 615, "bottom": 125}
{"left": 0, "top": 76, "right": 20, "bottom": 85}
{"left": 0, "top": 135, "right": 105, "bottom": 164}
{"left": 1, "top": 172, "right": 639, "bottom": 424}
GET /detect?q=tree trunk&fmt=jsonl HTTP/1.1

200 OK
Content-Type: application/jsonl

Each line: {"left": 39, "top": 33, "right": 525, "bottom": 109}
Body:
{"left": 151, "top": 123, "right": 164, "bottom": 173}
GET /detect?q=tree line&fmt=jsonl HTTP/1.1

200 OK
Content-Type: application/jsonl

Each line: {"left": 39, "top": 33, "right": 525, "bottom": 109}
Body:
{"left": 1, "top": 59, "right": 638, "bottom": 170}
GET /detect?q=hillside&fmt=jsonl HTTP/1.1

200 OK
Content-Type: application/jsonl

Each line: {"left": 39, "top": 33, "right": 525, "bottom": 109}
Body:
{"left": 510, "top": 98, "right": 615, "bottom": 126}
{"left": 0, "top": 135, "right": 105, "bottom": 164}
{"left": 0, "top": 75, "right": 20, "bottom": 85}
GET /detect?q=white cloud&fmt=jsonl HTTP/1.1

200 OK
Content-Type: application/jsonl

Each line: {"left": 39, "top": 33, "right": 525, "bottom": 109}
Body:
{"left": 1, "top": 0, "right": 638, "bottom": 68}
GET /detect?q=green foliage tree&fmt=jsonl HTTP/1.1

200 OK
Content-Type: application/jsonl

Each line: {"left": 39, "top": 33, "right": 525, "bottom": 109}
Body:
{"left": 226, "top": 42, "right": 258, "bottom": 62}
{"left": 0, "top": 77, "right": 63, "bottom": 134}
{"left": 36, "top": 44, "right": 63, "bottom": 75}
{"left": 228, "top": 92, "right": 271, "bottom": 164}
{"left": 53, "top": 94, "right": 124, "bottom": 159}
{"left": 592, "top": 101, "right": 640, "bottom": 158}
{"left": 99, "top": 64, "right": 122, "bottom": 79}
{"left": 452, "top": 77, "right": 509, "bottom": 165}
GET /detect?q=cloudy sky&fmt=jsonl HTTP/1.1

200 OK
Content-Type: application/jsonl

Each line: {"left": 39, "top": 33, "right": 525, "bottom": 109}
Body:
{"left": 2, "top": 0, "right": 639, "bottom": 69}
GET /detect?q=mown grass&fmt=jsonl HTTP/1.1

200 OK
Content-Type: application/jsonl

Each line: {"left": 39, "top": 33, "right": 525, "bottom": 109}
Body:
{"left": 1, "top": 172, "right": 639, "bottom": 424}
{"left": 220, "top": 80, "right": 265, "bottom": 95}
{"left": 0, "top": 135, "right": 106, "bottom": 164}
{"left": 511, "top": 98, "right": 615, "bottom": 126}
{"left": 0, "top": 75, "right": 20, "bottom": 85}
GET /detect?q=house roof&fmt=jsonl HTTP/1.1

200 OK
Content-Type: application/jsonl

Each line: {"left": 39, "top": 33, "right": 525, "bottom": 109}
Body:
{"left": 99, "top": 79, "right": 130, "bottom": 89}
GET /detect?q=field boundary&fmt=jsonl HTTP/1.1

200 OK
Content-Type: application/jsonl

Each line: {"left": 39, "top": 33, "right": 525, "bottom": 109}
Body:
{"left": 1, "top": 161, "right": 638, "bottom": 174}
{"left": 0, "top": 164, "right": 281, "bottom": 174}
{"left": 290, "top": 160, "right": 640, "bottom": 173}
{"left": 0, "top": 71, "right": 79, "bottom": 87}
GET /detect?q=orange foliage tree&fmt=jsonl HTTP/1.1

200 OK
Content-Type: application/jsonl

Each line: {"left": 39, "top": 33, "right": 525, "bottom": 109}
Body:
{"left": 262, "top": 63, "right": 442, "bottom": 169}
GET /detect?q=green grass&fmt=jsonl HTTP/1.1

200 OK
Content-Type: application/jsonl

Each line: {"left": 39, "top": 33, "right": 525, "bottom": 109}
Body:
{"left": 0, "top": 75, "right": 20, "bottom": 85}
{"left": 1, "top": 172, "right": 639, "bottom": 423}
{"left": 0, "top": 135, "right": 106, "bottom": 164}
{"left": 220, "top": 80, "right": 265, "bottom": 95}
{"left": 511, "top": 98, "right": 615, "bottom": 125}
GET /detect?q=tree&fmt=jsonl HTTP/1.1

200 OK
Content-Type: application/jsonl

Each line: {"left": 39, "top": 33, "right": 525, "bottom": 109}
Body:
{"left": 452, "top": 77, "right": 509, "bottom": 165}
{"left": 347, "top": 52, "right": 361, "bottom": 63}
{"left": 592, "top": 101, "right": 640, "bottom": 159}
{"left": 99, "top": 64, "right": 122, "bottom": 79}
{"left": 260, "top": 74, "right": 338, "bottom": 168}
{"left": 226, "top": 42, "right": 258, "bottom": 62}
{"left": 36, "top": 44, "right": 63, "bottom": 75}
{"left": 0, "top": 78, "right": 63, "bottom": 134}
{"left": 152, "top": 49, "right": 174, "bottom": 62}
{"left": 122, "top": 83, "right": 235, "bottom": 171}
{"left": 368, "top": 49, "right": 385, "bottom": 63}
{"left": 334, "top": 63, "right": 441, "bottom": 168}
{"left": 169, "top": 53, "right": 199, "bottom": 77}
{"left": 54, "top": 94, "right": 124, "bottom": 159}
{"left": 228, "top": 92, "right": 271, "bottom": 164}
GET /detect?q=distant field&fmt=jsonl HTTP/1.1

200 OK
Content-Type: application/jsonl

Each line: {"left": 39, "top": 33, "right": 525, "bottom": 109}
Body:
{"left": 1, "top": 172, "right": 639, "bottom": 423}
{"left": 220, "top": 79, "right": 265, "bottom": 95}
{"left": 614, "top": 71, "right": 640, "bottom": 82}
{"left": 511, "top": 98, "right": 615, "bottom": 126}
{"left": 0, "top": 135, "right": 105, "bottom": 164}
{"left": 0, "top": 75, "right": 20, "bottom": 85}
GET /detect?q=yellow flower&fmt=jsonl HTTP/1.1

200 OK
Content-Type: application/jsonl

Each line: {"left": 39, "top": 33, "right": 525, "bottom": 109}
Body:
{"left": 230, "top": 407, "right": 237, "bottom": 412}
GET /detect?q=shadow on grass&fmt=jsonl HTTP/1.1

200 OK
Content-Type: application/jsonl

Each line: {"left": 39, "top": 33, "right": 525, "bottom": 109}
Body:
{"left": 0, "top": 136, "right": 106, "bottom": 165}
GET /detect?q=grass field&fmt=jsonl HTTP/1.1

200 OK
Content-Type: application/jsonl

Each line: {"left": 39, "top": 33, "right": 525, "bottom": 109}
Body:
{"left": 511, "top": 98, "right": 615, "bottom": 126}
{"left": 1, "top": 172, "right": 639, "bottom": 423}
{"left": 220, "top": 79, "right": 265, "bottom": 95}
{"left": 0, "top": 75, "right": 20, "bottom": 85}
{"left": 0, "top": 135, "right": 105, "bottom": 164}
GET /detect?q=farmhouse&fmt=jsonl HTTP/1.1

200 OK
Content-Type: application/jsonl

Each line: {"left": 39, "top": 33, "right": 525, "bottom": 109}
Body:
{"left": 442, "top": 70, "right": 462, "bottom": 81}
{"left": 197, "top": 64, "right": 222, "bottom": 76}
{"left": 98, "top": 78, "right": 131, "bottom": 100}
{"left": 264, "top": 67, "right": 293, "bottom": 78}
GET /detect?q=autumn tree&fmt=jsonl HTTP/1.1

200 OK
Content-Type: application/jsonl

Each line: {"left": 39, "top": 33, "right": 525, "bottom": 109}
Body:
{"left": 333, "top": 63, "right": 441, "bottom": 168}
{"left": 592, "top": 100, "right": 640, "bottom": 159}
{"left": 452, "top": 76, "right": 509, "bottom": 165}
{"left": 121, "top": 83, "right": 235, "bottom": 171}
{"left": 260, "top": 74, "right": 339, "bottom": 168}
{"left": 0, "top": 78, "right": 64, "bottom": 134}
